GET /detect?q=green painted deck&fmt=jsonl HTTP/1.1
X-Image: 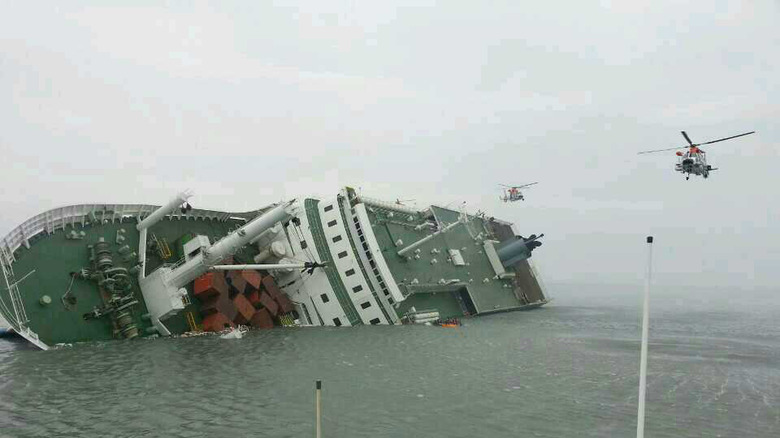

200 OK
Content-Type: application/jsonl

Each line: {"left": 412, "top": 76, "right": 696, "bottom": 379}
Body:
{"left": 3, "top": 217, "right": 251, "bottom": 345}
{"left": 366, "top": 205, "right": 530, "bottom": 319}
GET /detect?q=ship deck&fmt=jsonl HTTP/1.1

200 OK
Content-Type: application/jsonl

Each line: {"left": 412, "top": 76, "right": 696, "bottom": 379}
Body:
{"left": 3, "top": 216, "right": 254, "bottom": 345}
{"left": 365, "top": 205, "right": 538, "bottom": 319}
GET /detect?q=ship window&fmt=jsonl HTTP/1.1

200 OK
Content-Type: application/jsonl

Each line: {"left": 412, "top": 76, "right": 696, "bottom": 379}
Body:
{"left": 300, "top": 240, "right": 308, "bottom": 249}
{"left": 320, "top": 293, "right": 330, "bottom": 303}
{"left": 369, "top": 318, "right": 381, "bottom": 325}
{"left": 345, "top": 269, "right": 355, "bottom": 277}
{"left": 369, "top": 260, "right": 376, "bottom": 269}
{"left": 372, "top": 268, "right": 380, "bottom": 275}
{"left": 359, "top": 236, "right": 365, "bottom": 243}
{"left": 352, "top": 285, "right": 363, "bottom": 293}
{"left": 332, "top": 235, "right": 342, "bottom": 243}
{"left": 387, "top": 298, "right": 394, "bottom": 305}
{"left": 324, "top": 205, "right": 334, "bottom": 212}
{"left": 353, "top": 217, "right": 359, "bottom": 223}
{"left": 332, "top": 317, "right": 342, "bottom": 326}
{"left": 360, "top": 301, "right": 372, "bottom": 309}
{"left": 338, "top": 251, "right": 348, "bottom": 259}
{"left": 327, "top": 220, "right": 337, "bottom": 227}
{"left": 362, "top": 242, "right": 369, "bottom": 251}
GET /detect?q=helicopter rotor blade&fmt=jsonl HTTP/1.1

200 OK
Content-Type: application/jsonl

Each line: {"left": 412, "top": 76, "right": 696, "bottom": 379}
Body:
{"left": 637, "top": 146, "right": 686, "bottom": 155}
{"left": 500, "top": 182, "right": 537, "bottom": 189}
{"left": 681, "top": 131, "right": 694, "bottom": 146}
{"left": 698, "top": 131, "right": 756, "bottom": 146}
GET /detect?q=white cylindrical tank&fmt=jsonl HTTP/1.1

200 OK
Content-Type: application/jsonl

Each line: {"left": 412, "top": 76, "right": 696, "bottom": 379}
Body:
{"left": 411, "top": 311, "right": 440, "bottom": 320}
{"left": 413, "top": 316, "right": 440, "bottom": 324}
{"left": 254, "top": 240, "right": 288, "bottom": 263}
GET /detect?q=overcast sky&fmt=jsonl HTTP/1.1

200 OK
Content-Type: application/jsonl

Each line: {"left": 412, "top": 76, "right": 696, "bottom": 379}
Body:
{"left": 1, "top": 1, "right": 778, "bottom": 289}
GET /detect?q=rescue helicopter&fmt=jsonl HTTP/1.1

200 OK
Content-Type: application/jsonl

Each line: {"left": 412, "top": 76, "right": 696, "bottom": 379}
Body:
{"left": 638, "top": 130, "right": 755, "bottom": 180}
{"left": 499, "top": 182, "right": 538, "bottom": 202}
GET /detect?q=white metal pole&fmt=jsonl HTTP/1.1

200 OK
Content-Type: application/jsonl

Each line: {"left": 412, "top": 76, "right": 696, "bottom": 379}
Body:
{"left": 136, "top": 190, "right": 193, "bottom": 231}
{"left": 315, "top": 380, "right": 322, "bottom": 438}
{"left": 397, "top": 220, "right": 461, "bottom": 257}
{"left": 637, "top": 236, "right": 653, "bottom": 438}
{"left": 210, "top": 263, "right": 312, "bottom": 271}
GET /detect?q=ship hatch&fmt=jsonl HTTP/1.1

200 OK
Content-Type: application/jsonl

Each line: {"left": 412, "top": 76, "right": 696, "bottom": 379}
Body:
{"left": 457, "top": 287, "right": 477, "bottom": 316}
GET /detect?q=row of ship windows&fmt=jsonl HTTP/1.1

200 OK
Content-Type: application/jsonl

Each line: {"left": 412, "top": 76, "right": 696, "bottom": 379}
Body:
{"left": 326, "top": 311, "right": 379, "bottom": 326}
{"left": 323, "top": 204, "right": 382, "bottom": 320}
{"left": 351, "top": 214, "right": 394, "bottom": 304}
{"left": 315, "top": 203, "right": 380, "bottom": 326}
{"left": 321, "top": 289, "right": 368, "bottom": 306}
{"left": 332, "top": 317, "right": 380, "bottom": 326}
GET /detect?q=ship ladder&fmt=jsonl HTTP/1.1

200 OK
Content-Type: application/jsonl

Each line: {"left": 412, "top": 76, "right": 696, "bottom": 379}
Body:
{"left": 279, "top": 314, "right": 295, "bottom": 327}
{"left": 185, "top": 312, "right": 201, "bottom": 332}
{"left": 157, "top": 236, "right": 173, "bottom": 260}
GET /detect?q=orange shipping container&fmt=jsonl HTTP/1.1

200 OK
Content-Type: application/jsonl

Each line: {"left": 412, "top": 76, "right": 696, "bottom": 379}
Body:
{"left": 250, "top": 308, "right": 274, "bottom": 329}
{"left": 240, "top": 270, "right": 263, "bottom": 290}
{"left": 202, "top": 313, "right": 234, "bottom": 332}
{"left": 233, "top": 294, "right": 256, "bottom": 325}
{"left": 193, "top": 272, "right": 228, "bottom": 299}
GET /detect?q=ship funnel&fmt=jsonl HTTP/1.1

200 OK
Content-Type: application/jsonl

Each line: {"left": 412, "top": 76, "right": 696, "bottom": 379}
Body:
{"left": 496, "top": 233, "right": 544, "bottom": 267}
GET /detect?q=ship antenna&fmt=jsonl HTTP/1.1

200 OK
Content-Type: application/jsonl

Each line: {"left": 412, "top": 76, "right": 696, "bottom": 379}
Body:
{"left": 637, "top": 236, "right": 653, "bottom": 438}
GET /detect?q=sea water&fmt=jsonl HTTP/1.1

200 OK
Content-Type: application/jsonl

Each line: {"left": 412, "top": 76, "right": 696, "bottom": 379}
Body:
{"left": 1, "top": 284, "right": 778, "bottom": 437}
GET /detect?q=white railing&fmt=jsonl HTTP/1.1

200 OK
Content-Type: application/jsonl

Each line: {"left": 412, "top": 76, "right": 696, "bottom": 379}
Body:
{"left": 0, "top": 243, "right": 29, "bottom": 330}
{"left": 1, "top": 203, "right": 263, "bottom": 259}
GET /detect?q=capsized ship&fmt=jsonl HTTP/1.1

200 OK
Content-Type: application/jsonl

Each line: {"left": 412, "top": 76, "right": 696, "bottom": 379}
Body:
{"left": 0, "top": 187, "right": 548, "bottom": 350}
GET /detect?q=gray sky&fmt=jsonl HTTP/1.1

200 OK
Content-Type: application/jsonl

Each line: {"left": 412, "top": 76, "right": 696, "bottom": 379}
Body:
{"left": 1, "top": 1, "right": 778, "bottom": 288}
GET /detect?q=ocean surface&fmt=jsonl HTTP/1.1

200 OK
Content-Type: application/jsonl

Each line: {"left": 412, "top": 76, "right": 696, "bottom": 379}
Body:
{"left": 1, "top": 284, "right": 778, "bottom": 438}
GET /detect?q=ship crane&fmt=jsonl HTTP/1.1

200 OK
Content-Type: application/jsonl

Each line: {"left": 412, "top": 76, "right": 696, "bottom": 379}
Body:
{"left": 137, "top": 197, "right": 298, "bottom": 335}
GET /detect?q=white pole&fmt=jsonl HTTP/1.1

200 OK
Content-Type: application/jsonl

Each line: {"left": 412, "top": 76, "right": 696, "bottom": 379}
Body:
{"left": 315, "top": 380, "right": 322, "bottom": 438}
{"left": 397, "top": 220, "right": 462, "bottom": 257}
{"left": 136, "top": 190, "right": 193, "bottom": 231}
{"left": 210, "top": 263, "right": 315, "bottom": 271}
{"left": 637, "top": 236, "right": 653, "bottom": 438}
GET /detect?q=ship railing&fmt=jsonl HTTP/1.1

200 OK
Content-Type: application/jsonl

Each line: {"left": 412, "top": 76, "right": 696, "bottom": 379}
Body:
{"left": 0, "top": 244, "right": 29, "bottom": 330}
{"left": 166, "top": 255, "right": 189, "bottom": 271}
{"left": 0, "top": 203, "right": 268, "bottom": 259}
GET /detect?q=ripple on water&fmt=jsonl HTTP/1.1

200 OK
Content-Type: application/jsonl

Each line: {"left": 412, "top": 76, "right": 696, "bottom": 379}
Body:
{"left": 0, "top": 304, "right": 778, "bottom": 437}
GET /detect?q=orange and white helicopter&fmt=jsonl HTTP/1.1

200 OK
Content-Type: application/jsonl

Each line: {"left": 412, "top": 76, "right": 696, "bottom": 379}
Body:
{"left": 500, "top": 182, "right": 537, "bottom": 202}
{"left": 638, "top": 130, "right": 755, "bottom": 180}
